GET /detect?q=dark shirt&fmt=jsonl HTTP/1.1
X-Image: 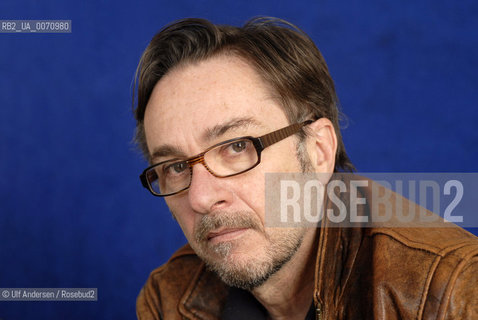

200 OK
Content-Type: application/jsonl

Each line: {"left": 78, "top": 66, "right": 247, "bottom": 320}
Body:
{"left": 222, "top": 287, "right": 315, "bottom": 320}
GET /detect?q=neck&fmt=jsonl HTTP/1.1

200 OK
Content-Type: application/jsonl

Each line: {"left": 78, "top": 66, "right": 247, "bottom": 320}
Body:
{"left": 251, "top": 227, "right": 318, "bottom": 320}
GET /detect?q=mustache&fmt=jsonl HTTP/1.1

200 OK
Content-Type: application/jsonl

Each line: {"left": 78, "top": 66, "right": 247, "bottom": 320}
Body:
{"left": 195, "top": 211, "right": 262, "bottom": 243}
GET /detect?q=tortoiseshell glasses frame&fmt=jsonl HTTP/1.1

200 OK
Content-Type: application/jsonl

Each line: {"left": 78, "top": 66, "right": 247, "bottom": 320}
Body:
{"left": 140, "top": 120, "right": 312, "bottom": 197}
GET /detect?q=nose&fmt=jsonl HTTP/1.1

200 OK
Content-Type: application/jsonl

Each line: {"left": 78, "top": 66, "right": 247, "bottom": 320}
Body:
{"left": 187, "top": 162, "right": 233, "bottom": 214}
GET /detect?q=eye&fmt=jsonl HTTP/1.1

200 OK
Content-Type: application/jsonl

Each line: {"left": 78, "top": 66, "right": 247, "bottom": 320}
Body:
{"left": 164, "top": 161, "right": 188, "bottom": 175}
{"left": 230, "top": 141, "right": 247, "bottom": 153}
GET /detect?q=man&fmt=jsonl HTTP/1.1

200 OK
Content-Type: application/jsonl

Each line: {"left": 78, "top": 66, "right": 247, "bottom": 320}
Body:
{"left": 133, "top": 17, "right": 478, "bottom": 319}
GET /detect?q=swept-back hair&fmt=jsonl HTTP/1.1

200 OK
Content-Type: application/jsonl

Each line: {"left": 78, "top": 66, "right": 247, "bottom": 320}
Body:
{"left": 133, "top": 17, "right": 354, "bottom": 172}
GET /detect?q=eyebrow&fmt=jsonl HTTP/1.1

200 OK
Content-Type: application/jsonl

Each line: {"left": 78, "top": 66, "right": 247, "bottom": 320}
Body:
{"left": 149, "top": 117, "right": 263, "bottom": 163}
{"left": 202, "top": 117, "right": 262, "bottom": 142}
{"left": 149, "top": 145, "right": 187, "bottom": 163}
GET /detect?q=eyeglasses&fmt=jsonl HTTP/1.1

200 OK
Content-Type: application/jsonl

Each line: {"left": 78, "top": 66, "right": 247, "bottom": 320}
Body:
{"left": 140, "top": 120, "right": 312, "bottom": 197}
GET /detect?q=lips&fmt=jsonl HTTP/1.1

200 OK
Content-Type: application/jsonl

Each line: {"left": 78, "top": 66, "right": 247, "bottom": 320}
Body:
{"left": 207, "top": 228, "right": 248, "bottom": 243}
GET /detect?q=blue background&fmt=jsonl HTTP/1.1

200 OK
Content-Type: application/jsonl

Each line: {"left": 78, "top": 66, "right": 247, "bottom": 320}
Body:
{"left": 0, "top": 0, "right": 477, "bottom": 319}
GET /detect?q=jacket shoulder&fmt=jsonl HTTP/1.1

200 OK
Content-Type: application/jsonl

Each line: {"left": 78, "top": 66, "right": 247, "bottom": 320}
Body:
{"left": 369, "top": 224, "right": 478, "bottom": 256}
{"left": 367, "top": 226, "right": 478, "bottom": 319}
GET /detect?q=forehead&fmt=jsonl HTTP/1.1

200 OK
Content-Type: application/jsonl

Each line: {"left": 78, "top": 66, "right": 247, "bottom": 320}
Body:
{"left": 143, "top": 55, "right": 288, "bottom": 154}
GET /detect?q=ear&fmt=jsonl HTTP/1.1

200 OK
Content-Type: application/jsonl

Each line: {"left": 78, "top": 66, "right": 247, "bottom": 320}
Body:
{"left": 305, "top": 118, "right": 337, "bottom": 173}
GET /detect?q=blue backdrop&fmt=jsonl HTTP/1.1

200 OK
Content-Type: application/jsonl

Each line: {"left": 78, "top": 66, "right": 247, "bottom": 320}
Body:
{"left": 0, "top": 0, "right": 477, "bottom": 319}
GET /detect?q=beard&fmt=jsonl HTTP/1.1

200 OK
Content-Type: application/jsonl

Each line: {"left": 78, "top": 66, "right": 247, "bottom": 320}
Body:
{"left": 191, "top": 210, "right": 306, "bottom": 291}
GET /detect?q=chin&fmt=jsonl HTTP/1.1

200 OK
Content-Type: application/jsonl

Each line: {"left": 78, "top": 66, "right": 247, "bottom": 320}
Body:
{"left": 205, "top": 251, "right": 276, "bottom": 290}
{"left": 200, "top": 232, "right": 304, "bottom": 290}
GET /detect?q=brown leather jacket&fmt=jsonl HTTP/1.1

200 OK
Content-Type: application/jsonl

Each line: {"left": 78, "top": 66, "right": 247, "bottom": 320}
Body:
{"left": 137, "top": 180, "right": 478, "bottom": 319}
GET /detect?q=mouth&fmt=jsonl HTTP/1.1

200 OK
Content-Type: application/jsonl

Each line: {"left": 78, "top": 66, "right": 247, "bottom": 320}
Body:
{"left": 206, "top": 228, "right": 248, "bottom": 244}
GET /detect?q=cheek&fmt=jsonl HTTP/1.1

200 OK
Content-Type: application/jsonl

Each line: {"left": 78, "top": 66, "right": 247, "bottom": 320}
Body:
{"left": 236, "top": 144, "right": 302, "bottom": 222}
{"left": 232, "top": 172, "right": 267, "bottom": 222}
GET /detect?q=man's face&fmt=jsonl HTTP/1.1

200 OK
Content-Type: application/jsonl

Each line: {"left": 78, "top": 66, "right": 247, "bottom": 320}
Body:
{"left": 143, "top": 55, "right": 309, "bottom": 289}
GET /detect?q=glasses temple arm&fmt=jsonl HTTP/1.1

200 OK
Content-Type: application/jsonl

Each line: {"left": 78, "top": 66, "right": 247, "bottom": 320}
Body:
{"left": 258, "top": 120, "right": 313, "bottom": 148}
